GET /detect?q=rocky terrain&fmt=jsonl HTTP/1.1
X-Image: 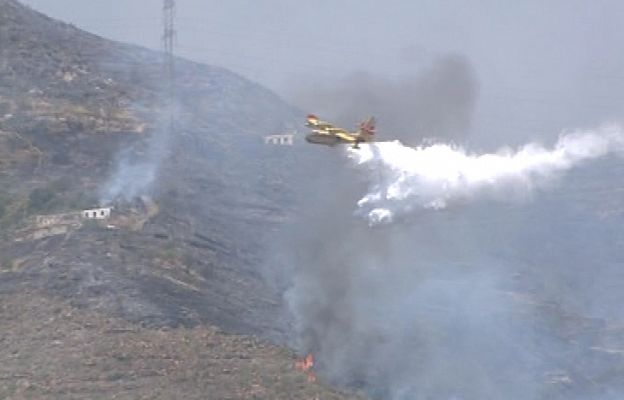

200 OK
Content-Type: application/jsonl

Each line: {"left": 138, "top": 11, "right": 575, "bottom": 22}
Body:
{"left": 0, "top": 0, "right": 357, "bottom": 398}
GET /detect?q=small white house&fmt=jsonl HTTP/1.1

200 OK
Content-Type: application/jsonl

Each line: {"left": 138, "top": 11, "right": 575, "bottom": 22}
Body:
{"left": 264, "top": 134, "right": 294, "bottom": 145}
{"left": 82, "top": 207, "right": 112, "bottom": 220}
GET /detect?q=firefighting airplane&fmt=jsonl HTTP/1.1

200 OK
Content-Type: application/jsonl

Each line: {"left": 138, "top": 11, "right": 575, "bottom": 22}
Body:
{"left": 305, "top": 114, "right": 376, "bottom": 149}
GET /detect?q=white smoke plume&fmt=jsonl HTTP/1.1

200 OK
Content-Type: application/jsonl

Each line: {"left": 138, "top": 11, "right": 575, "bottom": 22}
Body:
{"left": 99, "top": 112, "right": 174, "bottom": 205}
{"left": 277, "top": 122, "right": 624, "bottom": 399}
{"left": 350, "top": 124, "right": 624, "bottom": 225}
{"left": 98, "top": 146, "right": 159, "bottom": 204}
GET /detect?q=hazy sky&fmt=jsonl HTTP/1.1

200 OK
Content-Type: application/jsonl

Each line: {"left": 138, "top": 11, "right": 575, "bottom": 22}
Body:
{"left": 20, "top": 0, "right": 624, "bottom": 145}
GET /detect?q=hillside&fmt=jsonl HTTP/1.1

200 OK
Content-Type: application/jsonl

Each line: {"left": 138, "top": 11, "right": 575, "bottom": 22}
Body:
{"left": 0, "top": 0, "right": 300, "bottom": 334}
{"left": 0, "top": 291, "right": 361, "bottom": 399}
{"left": 4, "top": 1, "right": 624, "bottom": 399}
{"left": 0, "top": 1, "right": 359, "bottom": 398}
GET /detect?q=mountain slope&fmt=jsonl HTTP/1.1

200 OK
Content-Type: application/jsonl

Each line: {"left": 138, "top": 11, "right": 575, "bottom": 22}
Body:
{"left": 0, "top": 1, "right": 360, "bottom": 398}
{"left": 0, "top": 0, "right": 303, "bottom": 339}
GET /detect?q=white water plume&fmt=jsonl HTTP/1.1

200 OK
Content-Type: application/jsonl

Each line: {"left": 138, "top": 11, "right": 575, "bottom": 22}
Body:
{"left": 350, "top": 124, "right": 624, "bottom": 225}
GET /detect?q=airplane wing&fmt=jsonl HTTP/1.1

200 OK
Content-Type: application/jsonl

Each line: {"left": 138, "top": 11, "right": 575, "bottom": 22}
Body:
{"left": 306, "top": 114, "right": 330, "bottom": 128}
{"left": 307, "top": 114, "right": 351, "bottom": 134}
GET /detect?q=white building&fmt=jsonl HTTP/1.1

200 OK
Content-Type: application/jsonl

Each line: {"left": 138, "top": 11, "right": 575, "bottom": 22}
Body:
{"left": 264, "top": 134, "right": 294, "bottom": 145}
{"left": 82, "top": 207, "right": 112, "bottom": 220}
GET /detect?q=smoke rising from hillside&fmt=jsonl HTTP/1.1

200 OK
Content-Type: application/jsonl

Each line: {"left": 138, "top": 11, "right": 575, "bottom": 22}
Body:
{"left": 282, "top": 160, "right": 541, "bottom": 399}
{"left": 350, "top": 124, "right": 624, "bottom": 224}
{"left": 291, "top": 54, "right": 478, "bottom": 146}
{"left": 276, "top": 120, "right": 624, "bottom": 399}
{"left": 99, "top": 117, "right": 172, "bottom": 204}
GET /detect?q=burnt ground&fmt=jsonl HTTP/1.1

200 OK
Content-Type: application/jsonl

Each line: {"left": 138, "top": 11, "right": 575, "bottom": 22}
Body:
{"left": 0, "top": 0, "right": 358, "bottom": 398}
{"left": 0, "top": 0, "right": 302, "bottom": 339}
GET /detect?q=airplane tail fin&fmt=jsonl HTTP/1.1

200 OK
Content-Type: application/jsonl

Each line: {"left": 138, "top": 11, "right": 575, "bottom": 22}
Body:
{"left": 358, "top": 117, "right": 376, "bottom": 139}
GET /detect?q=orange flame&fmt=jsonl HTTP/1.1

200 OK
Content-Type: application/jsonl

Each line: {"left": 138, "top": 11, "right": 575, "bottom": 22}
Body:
{"left": 295, "top": 353, "right": 314, "bottom": 371}
{"left": 295, "top": 353, "right": 317, "bottom": 383}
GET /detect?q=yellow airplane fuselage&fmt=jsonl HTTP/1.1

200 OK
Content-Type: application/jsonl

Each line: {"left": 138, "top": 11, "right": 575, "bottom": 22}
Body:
{"left": 305, "top": 131, "right": 357, "bottom": 146}
{"left": 305, "top": 115, "right": 375, "bottom": 148}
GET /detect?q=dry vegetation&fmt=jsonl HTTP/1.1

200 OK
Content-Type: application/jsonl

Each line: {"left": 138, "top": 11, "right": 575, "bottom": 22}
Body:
{"left": 0, "top": 292, "right": 360, "bottom": 400}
